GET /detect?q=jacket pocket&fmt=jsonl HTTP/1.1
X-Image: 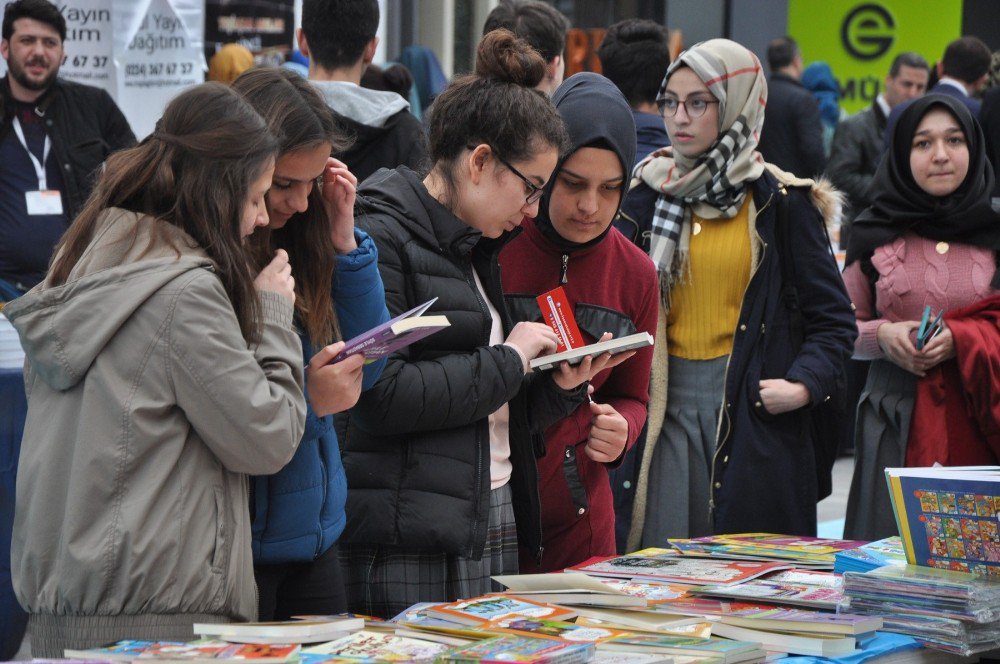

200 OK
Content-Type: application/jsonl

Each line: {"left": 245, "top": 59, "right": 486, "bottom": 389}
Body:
{"left": 562, "top": 445, "right": 589, "bottom": 517}
{"left": 575, "top": 304, "right": 636, "bottom": 342}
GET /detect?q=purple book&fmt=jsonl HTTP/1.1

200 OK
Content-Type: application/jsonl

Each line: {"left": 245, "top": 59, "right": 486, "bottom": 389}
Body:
{"left": 333, "top": 298, "right": 450, "bottom": 363}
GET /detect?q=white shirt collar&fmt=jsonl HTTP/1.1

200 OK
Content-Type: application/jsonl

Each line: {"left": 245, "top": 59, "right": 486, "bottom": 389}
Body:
{"left": 875, "top": 94, "right": 890, "bottom": 117}
{"left": 937, "top": 77, "right": 969, "bottom": 97}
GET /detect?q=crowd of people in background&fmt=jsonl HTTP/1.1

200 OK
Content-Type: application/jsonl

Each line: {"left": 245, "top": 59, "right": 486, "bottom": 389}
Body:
{"left": 1, "top": 0, "right": 999, "bottom": 657}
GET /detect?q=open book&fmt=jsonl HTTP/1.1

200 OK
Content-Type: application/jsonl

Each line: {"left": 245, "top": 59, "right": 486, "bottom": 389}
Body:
{"left": 529, "top": 332, "right": 653, "bottom": 372}
{"left": 333, "top": 298, "right": 449, "bottom": 363}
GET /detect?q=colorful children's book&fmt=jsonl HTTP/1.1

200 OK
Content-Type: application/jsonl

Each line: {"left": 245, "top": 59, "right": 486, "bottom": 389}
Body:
{"left": 64, "top": 640, "right": 299, "bottom": 663}
{"left": 193, "top": 617, "right": 364, "bottom": 644}
{"left": 690, "top": 569, "right": 844, "bottom": 609}
{"left": 885, "top": 466, "right": 1000, "bottom": 575}
{"left": 596, "top": 633, "right": 764, "bottom": 662}
{"left": 573, "top": 615, "right": 712, "bottom": 639}
{"left": 300, "top": 630, "right": 448, "bottom": 662}
{"left": 438, "top": 635, "right": 595, "bottom": 663}
{"left": 427, "top": 594, "right": 576, "bottom": 626}
{"left": 569, "top": 607, "right": 709, "bottom": 633}
{"left": 481, "top": 618, "right": 630, "bottom": 643}
{"left": 492, "top": 573, "right": 659, "bottom": 608}
{"left": 715, "top": 605, "right": 882, "bottom": 635}
{"left": 568, "top": 554, "right": 789, "bottom": 586}
{"left": 332, "top": 298, "right": 450, "bottom": 363}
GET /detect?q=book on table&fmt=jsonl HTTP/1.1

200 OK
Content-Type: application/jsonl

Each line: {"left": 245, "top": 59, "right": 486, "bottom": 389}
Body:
{"left": 438, "top": 634, "right": 595, "bottom": 663}
{"left": 713, "top": 604, "right": 882, "bottom": 635}
{"left": 884, "top": 466, "right": 1000, "bottom": 576}
{"left": 708, "top": 621, "right": 857, "bottom": 658}
{"left": 64, "top": 640, "right": 300, "bottom": 663}
{"left": 690, "top": 569, "right": 844, "bottom": 610}
{"left": 332, "top": 298, "right": 450, "bottom": 363}
{"left": 300, "top": 630, "right": 449, "bottom": 662}
{"left": 529, "top": 332, "right": 653, "bottom": 371}
{"left": 193, "top": 617, "right": 364, "bottom": 643}
{"left": 492, "top": 572, "right": 659, "bottom": 608}
{"left": 567, "top": 554, "right": 789, "bottom": 586}
{"left": 595, "top": 633, "right": 765, "bottom": 663}
{"left": 427, "top": 594, "right": 577, "bottom": 627}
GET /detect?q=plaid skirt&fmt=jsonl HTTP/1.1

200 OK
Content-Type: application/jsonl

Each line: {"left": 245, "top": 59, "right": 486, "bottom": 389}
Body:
{"left": 339, "top": 483, "right": 518, "bottom": 619}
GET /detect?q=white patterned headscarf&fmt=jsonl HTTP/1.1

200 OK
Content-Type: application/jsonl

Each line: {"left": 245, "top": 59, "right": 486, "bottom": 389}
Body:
{"left": 631, "top": 39, "right": 768, "bottom": 291}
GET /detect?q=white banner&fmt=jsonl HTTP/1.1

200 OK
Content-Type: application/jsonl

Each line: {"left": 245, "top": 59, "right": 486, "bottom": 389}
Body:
{"left": 113, "top": 0, "right": 205, "bottom": 139}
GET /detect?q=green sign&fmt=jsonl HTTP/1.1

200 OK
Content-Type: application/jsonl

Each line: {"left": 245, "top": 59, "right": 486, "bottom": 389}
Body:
{"left": 788, "top": 0, "right": 962, "bottom": 113}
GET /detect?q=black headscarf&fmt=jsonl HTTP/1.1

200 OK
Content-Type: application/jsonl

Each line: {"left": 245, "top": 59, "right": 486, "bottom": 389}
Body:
{"left": 846, "top": 93, "right": 1000, "bottom": 288}
{"left": 534, "top": 72, "right": 637, "bottom": 252}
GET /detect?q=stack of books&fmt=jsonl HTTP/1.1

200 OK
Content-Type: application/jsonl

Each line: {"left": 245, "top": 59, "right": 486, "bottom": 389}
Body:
{"left": 834, "top": 537, "right": 908, "bottom": 575}
{"left": 663, "top": 534, "right": 870, "bottom": 570}
{"left": 843, "top": 564, "right": 1000, "bottom": 656}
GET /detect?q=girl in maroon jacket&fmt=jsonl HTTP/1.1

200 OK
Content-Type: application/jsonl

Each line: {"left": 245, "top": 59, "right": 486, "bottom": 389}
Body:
{"left": 500, "top": 73, "right": 658, "bottom": 572}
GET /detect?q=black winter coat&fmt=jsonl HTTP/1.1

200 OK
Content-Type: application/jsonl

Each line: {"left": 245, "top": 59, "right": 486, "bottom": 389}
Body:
{"left": 758, "top": 73, "right": 827, "bottom": 178}
{"left": 0, "top": 77, "right": 136, "bottom": 221}
{"left": 711, "top": 171, "right": 855, "bottom": 535}
{"left": 341, "top": 168, "right": 587, "bottom": 560}
{"left": 826, "top": 101, "right": 888, "bottom": 225}
{"left": 333, "top": 109, "right": 428, "bottom": 184}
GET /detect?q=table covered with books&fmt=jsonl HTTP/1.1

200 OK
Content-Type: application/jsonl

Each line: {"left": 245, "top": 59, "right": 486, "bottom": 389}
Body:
{"left": 58, "top": 474, "right": 1000, "bottom": 664}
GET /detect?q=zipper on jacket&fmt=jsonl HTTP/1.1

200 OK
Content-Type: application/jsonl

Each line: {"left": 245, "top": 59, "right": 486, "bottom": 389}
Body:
{"left": 463, "top": 255, "right": 491, "bottom": 557}
{"left": 708, "top": 191, "right": 773, "bottom": 515}
{"left": 560, "top": 254, "right": 569, "bottom": 284}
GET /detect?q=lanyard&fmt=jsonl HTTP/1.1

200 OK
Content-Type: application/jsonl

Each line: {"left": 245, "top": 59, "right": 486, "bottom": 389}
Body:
{"left": 11, "top": 116, "right": 50, "bottom": 190}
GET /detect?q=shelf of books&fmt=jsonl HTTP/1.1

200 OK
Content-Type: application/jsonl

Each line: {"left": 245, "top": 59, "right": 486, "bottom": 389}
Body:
{"left": 54, "top": 466, "right": 1000, "bottom": 663}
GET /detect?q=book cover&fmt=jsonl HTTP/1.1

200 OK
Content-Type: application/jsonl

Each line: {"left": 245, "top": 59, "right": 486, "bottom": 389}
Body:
{"left": 596, "top": 633, "right": 761, "bottom": 659}
{"left": 64, "top": 640, "right": 299, "bottom": 663}
{"left": 439, "top": 635, "right": 595, "bottom": 663}
{"left": 301, "top": 630, "right": 447, "bottom": 662}
{"left": 834, "top": 537, "right": 908, "bottom": 574}
{"left": 691, "top": 570, "right": 844, "bottom": 610}
{"left": 885, "top": 467, "right": 1000, "bottom": 575}
{"left": 568, "top": 554, "right": 788, "bottom": 586}
{"left": 529, "top": 332, "right": 653, "bottom": 371}
{"left": 482, "top": 618, "right": 630, "bottom": 643}
{"left": 427, "top": 594, "right": 576, "bottom": 626}
{"left": 573, "top": 615, "right": 712, "bottom": 639}
{"left": 717, "top": 605, "right": 882, "bottom": 635}
{"left": 332, "top": 298, "right": 449, "bottom": 363}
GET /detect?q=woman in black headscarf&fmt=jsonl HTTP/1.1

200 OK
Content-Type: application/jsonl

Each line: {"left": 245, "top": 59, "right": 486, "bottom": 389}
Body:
{"left": 499, "top": 72, "right": 659, "bottom": 572}
{"left": 843, "top": 94, "right": 1000, "bottom": 541}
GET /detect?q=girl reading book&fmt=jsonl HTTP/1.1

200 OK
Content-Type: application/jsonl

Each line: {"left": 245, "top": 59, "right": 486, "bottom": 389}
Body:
{"left": 498, "top": 73, "right": 658, "bottom": 572}
{"left": 338, "top": 30, "right": 615, "bottom": 617}
{"left": 4, "top": 83, "right": 305, "bottom": 655}
{"left": 232, "top": 67, "right": 389, "bottom": 618}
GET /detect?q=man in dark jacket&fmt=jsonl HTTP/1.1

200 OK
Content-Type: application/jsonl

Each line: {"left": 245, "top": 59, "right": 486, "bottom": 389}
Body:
{"left": 827, "top": 52, "right": 929, "bottom": 232}
{"left": 0, "top": 0, "right": 134, "bottom": 299}
{"left": 758, "top": 36, "right": 826, "bottom": 178}
{"left": 299, "top": 0, "right": 427, "bottom": 183}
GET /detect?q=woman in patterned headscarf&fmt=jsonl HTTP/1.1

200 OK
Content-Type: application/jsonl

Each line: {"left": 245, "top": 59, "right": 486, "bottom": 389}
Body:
{"left": 622, "top": 39, "right": 856, "bottom": 546}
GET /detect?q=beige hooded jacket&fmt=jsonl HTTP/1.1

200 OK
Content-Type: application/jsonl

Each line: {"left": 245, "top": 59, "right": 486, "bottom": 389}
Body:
{"left": 4, "top": 208, "right": 305, "bottom": 655}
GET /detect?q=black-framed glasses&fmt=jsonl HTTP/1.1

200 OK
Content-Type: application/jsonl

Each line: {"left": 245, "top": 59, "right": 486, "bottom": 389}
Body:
{"left": 470, "top": 144, "right": 545, "bottom": 206}
{"left": 658, "top": 96, "right": 720, "bottom": 118}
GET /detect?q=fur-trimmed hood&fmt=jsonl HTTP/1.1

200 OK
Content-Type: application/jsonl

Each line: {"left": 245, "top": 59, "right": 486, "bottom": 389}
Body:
{"left": 764, "top": 162, "right": 844, "bottom": 229}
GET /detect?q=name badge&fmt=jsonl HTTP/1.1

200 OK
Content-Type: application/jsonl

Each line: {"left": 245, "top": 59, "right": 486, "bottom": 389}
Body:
{"left": 25, "top": 190, "right": 63, "bottom": 216}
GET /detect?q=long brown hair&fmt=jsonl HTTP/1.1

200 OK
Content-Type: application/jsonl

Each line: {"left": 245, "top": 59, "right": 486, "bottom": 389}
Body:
{"left": 49, "top": 82, "right": 277, "bottom": 342}
{"left": 232, "top": 66, "right": 348, "bottom": 346}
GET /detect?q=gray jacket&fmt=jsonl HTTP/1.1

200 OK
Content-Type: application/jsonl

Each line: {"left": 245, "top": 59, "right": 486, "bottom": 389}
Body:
{"left": 826, "top": 102, "right": 887, "bottom": 225}
{"left": 4, "top": 209, "right": 305, "bottom": 654}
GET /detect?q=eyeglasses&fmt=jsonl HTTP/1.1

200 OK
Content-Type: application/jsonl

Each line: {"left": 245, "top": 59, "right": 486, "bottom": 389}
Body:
{"left": 658, "top": 96, "right": 720, "bottom": 118}
{"left": 469, "top": 145, "right": 545, "bottom": 206}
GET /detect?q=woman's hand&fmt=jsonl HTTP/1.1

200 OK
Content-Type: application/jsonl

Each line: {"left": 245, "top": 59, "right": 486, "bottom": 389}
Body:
{"left": 319, "top": 157, "right": 358, "bottom": 254}
{"left": 919, "top": 322, "right": 956, "bottom": 369}
{"left": 504, "top": 322, "right": 559, "bottom": 364}
{"left": 306, "top": 341, "right": 367, "bottom": 416}
{"left": 551, "top": 333, "right": 635, "bottom": 390}
{"left": 877, "top": 320, "right": 931, "bottom": 376}
{"left": 584, "top": 401, "right": 628, "bottom": 463}
{"left": 758, "top": 379, "right": 810, "bottom": 415}
{"left": 254, "top": 249, "right": 295, "bottom": 305}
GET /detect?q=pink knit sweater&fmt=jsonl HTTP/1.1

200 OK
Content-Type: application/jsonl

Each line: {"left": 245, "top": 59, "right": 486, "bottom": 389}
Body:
{"left": 842, "top": 233, "right": 998, "bottom": 359}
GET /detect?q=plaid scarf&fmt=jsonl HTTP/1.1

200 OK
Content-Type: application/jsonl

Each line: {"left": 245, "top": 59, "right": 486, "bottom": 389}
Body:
{"left": 632, "top": 39, "right": 768, "bottom": 292}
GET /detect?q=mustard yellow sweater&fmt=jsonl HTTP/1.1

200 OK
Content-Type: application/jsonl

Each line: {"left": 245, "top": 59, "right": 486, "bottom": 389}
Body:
{"left": 667, "top": 196, "right": 752, "bottom": 359}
